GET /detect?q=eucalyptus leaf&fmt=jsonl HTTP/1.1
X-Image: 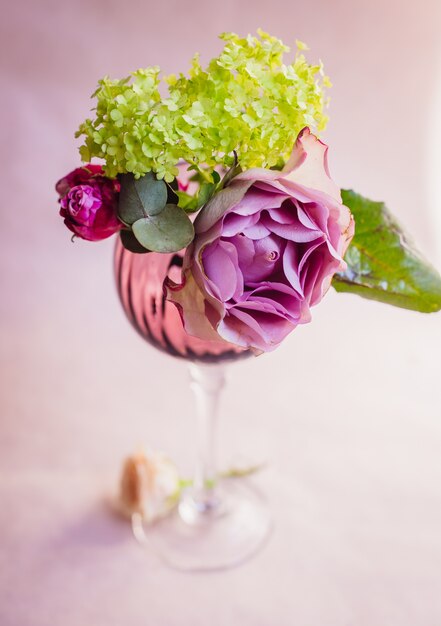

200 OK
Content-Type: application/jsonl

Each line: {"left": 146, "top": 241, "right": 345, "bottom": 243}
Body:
{"left": 332, "top": 190, "right": 441, "bottom": 313}
{"left": 120, "top": 229, "right": 150, "bottom": 254}
{"left": 118, "top": 172, "right": 167, "bottom": 225}
{"left": 132, "top": 204, "right": 195, "bottom": 253}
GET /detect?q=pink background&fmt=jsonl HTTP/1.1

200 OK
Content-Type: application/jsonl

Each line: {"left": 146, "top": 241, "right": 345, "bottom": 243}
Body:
{"left": 1, "top": 0, "right": 441, "bottom": 624}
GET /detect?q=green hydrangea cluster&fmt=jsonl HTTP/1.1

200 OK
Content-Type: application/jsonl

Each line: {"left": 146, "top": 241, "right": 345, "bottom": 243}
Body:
{"left": 76, "top": 30, "right": 330, "bottom": 182}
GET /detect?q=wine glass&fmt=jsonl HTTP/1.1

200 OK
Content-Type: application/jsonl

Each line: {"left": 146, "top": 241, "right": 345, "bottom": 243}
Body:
{"left": 114, "top": 239, "right": 272, "bottom": 571}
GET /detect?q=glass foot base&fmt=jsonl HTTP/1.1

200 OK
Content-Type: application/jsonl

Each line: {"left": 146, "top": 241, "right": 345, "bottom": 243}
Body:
{"left": 132, "top": 479, "right": 272, "bottom": 572}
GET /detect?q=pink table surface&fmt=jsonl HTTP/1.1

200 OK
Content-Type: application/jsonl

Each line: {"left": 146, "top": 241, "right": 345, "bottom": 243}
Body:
{"left": 1, "top": 1, "right": 441, "bottom": 624}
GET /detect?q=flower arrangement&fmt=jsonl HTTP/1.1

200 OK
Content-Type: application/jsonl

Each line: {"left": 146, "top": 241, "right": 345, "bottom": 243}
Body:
{"left": 56, "top": 30, "right": 441, "bottom": 352}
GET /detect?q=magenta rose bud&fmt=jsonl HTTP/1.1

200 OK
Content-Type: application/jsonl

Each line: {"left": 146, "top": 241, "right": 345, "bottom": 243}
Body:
{"left": 56, "top": 165, "right": 122, "bottom": 242}
{"left": 166, "top": 128, "right": 355, "bottom": 352}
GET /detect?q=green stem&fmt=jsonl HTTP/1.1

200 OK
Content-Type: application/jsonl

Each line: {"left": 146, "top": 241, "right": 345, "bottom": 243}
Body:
{"left": 178, "top": 462, "right": 266, "bottom": 490}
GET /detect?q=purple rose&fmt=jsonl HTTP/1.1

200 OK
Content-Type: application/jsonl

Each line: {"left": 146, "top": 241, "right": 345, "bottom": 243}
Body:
{"left": 167, "top": 128, "right": 355, "bottom": 352}
{"left": 56, "top": 165, "right": 122, "bottom": 241}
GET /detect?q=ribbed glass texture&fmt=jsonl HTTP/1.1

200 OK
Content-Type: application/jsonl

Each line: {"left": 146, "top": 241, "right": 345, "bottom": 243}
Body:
{"left": 114, "top": 240, "right": 250, "bottom": 363}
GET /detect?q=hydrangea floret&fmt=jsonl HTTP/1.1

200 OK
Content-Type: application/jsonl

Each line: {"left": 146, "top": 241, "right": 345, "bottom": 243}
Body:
{"left": 76, "top": 30, "right": 329, "bottom": 182}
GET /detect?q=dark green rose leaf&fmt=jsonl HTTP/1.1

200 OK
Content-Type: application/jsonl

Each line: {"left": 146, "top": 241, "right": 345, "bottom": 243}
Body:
{"left": 218, "top": 151, "right": 240, "bottom": 189}
{"left": 120, "top": 229, "right": 150, "bottom": 254}
{"left": 197, "top": 181, "right": 216, "bottom": 208}
{"left": 176, "top": 179, "right": 218, "bottom": 213}
{"left": 166, "top": 178, "right": 179, "bottom": 205}
{"left": 118, "top": 172, "right": 167, "bottom": 225}
{"left": 332, "top": 189, "right": 441, "bottom": 313}
{"left": 176, "top": 190, "right": 198, "bottom": 212}
{"left": 132, "top": 204, "right": 195, "bottom": 253}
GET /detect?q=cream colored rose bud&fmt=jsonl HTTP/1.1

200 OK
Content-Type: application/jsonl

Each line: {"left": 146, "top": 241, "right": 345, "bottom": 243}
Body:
{"left": 119, "top": 449, "right": 180, "bottom": 523}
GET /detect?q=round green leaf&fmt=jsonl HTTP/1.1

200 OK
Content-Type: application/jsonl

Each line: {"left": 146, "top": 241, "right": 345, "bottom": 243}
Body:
{"left": 120, "top": 230, "right": 150, "bottom": 254}
{"left": 132, "top": 204, "right": 195, "bottom": 253}
{"left": 118, "top": 172, "right": 167, "bottom": 225}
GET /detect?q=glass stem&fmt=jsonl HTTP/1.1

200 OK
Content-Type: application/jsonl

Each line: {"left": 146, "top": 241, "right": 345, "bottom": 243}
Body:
{"left": 180, "top": 363, "right": 226, "bottom": 521}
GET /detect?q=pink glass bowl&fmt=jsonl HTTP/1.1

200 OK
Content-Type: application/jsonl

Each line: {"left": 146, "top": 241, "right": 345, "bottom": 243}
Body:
{"left": 114, "top": 240, "right": 250, "bottom": 363}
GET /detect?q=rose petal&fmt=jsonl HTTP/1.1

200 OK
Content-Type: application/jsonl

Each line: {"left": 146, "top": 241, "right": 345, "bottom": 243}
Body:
{"left": 165, "top": 270, "right": 225, "bottom": 342}
{"left": 268, "top": 204, "right": 298, "bottom": 225}
{"left": 263, "top": 213, "right": 323, "bottom": 243}
{"left": 222, "top": 212, "right": 259, "bottom": 237}
{"left": 242, "top": 222, "right": 272, "bottom": 240}
{"left": 202, "top": 240, "right": 242, "bottom": 302}
{"left": 222, "top": 305, "right": 295, "bottom": 350}
{"left": 242, "top": 283, "right": 303, "bottom": 322}
{"left": 283, "top": 242, "right": 303, "bottom": 296}
{"left": 235, "top": 235, "right": 283, "bottom": 283}
{"left": 195, "top": 180, "right": 252, "bottom": 234}
{"left": 281, "top": 127, "right": 342, "bottom": 202}
{"left": 232, "top": 189, "right": 288, "bottom": 216}
{"left": 297, "top": 204, "right": 324, "bottom": 232}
